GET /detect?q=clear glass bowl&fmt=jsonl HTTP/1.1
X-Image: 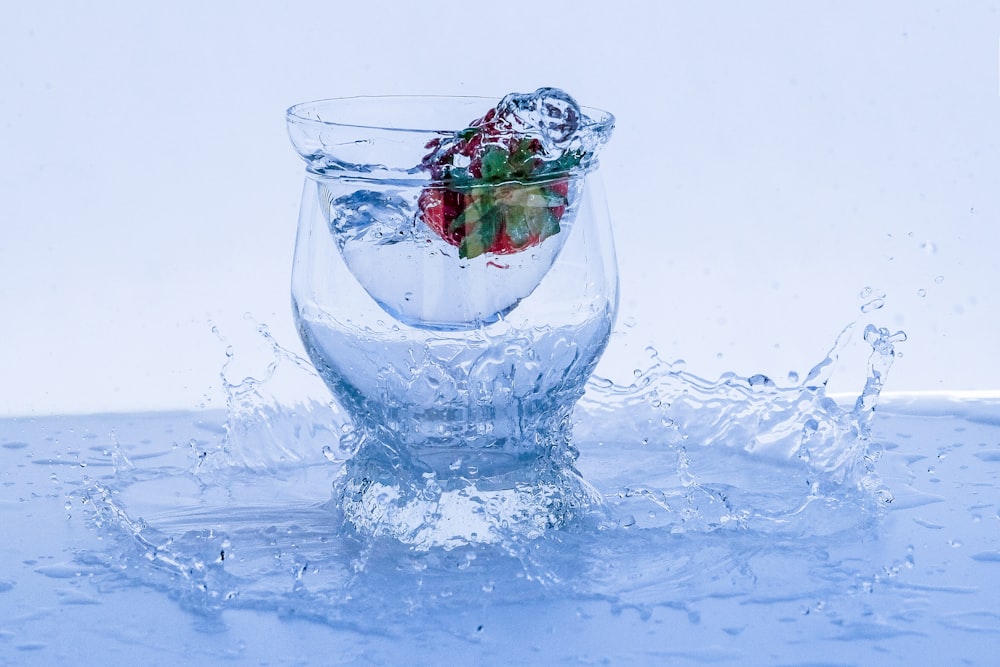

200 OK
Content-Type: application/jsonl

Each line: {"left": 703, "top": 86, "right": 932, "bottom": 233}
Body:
{"left": 287, "top": 95, "right": 617, "bottom": 547}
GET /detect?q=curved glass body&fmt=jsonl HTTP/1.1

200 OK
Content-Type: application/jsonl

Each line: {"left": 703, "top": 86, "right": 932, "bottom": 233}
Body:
{"left": 287, "top": 96, "right": 617, "bottom": 546}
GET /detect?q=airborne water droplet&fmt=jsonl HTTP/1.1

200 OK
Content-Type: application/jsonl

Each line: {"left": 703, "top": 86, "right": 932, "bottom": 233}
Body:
{"left": 747, "top": 374, "right": 774, "bottom": 388}
{"left": 861, "top": 298, "right": 885, "bottom": 313}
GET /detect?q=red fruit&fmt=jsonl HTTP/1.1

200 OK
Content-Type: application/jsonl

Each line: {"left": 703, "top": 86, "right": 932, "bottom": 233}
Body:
{"left": 417, "top": 99, "right": 582, "bottom": 260}
{"left": 418, "top": 188, "right": 464, "bottom": 247}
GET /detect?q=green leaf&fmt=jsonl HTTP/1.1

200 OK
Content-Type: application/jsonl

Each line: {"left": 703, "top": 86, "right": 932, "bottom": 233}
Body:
{"left": 477, "top": 206, "right": 501, "bottom": 250}
{"left": 540, "top": 149, "right": 584, "bottom": 176}
{"left": 448, "top": 198, "right": 474, "bottom": 232}
{"left": 455, "top": 204, "right": 500, "bottom": 258}
{"left": 505, "top": 207, "right": 532, "bottom": 247}
{"left": 479, "top": 147, "right": 510, "bottom": 181}
{"left": 459, "top": 232, "right": 484, "bottom": 259}
{"left": 540, "top": 185, "right": 568, "bottom": 207}
{"left": 509, "top": 139, "right": 541, "bottom": 177}
{"left": 449, "top": 208, "right": 468, "bottom": 233}
{"left": 447, "top": 166, "right": 471, "bottom": 182}
{"left": 522, "top": 204, "right": 546, "bottom": 236}
{"left": 539, "top": 209, "right": 560, "bottom": 240}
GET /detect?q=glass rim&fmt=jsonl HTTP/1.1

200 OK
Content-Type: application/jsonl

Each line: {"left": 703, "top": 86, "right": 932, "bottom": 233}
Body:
{"left": 285, "top": 94, "right": 616, "bottom": 135}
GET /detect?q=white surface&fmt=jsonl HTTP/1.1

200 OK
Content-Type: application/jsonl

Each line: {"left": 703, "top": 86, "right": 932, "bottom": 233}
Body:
{"left": 1, "top": 2, "right": 997, "bottom": 415}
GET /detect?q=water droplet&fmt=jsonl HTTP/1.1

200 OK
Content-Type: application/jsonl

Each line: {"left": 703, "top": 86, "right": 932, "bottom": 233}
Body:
{"left": 861, "top": 298, "right": 885, "bottom": 313}
{"left": 787, "top": 370, "right": 800, "bottom": 383}
{"left": 934, "top": 275, "right": 945, "bottom": 285}
{"left": 917, "top": 289, "right": 927, "bottom": 298}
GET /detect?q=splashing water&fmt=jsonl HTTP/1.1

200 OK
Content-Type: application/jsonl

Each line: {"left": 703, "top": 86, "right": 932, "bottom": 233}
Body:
{"left": 419, "top": 87, "right": 611, "bottom": 177}
{"left": 579, "top": 320, "right": 902, "bottom": 537}
{"left": 73, "top": 301, "right": 907, "bottom": 637}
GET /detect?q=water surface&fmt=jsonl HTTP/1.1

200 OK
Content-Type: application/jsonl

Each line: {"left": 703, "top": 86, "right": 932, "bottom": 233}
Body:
{"left": 2, "top": 324, "right": 998, "bottom": 664}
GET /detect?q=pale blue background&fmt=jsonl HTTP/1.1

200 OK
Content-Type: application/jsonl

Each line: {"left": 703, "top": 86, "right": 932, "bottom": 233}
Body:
{"left": 1, "top": 1, "right": 998, "bottom": 415}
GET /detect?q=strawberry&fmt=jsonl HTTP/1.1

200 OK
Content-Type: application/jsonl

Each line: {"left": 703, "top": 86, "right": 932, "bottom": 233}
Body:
{"left": 418, "top": 93, "right": 586, "bottom": 259}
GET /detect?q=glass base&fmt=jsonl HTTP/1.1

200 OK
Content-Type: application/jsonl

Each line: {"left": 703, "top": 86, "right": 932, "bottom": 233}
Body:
{"left": 333, "top": 434, "right": 603, "bottom": 550}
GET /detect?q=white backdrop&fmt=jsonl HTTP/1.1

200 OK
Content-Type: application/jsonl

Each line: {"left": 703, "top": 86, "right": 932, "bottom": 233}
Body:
{"left": 2, "top": 1, "right": 998, "bottom": 415}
